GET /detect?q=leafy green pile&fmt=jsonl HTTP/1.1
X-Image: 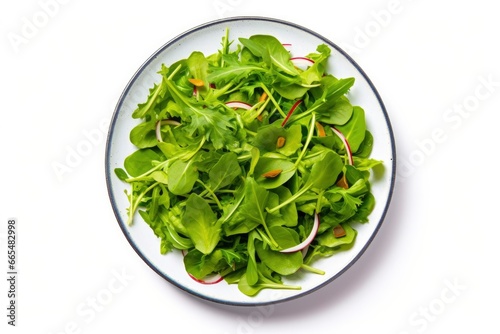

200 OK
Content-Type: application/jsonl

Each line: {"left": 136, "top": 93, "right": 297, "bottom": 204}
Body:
{"left": 115, "top": 29, "right": 382, "bottom": 296}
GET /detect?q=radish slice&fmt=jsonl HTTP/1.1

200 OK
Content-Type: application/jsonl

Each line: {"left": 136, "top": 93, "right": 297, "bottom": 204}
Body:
{"left": 301, "top": 245, "right": 309, "bottom": 258}
{"left": 331, "top": 126, "right": 354, "bottom": 165}
{"left": 290, "top": 57, "right": 315, "bottom": 70}
{"left": 156, "top": 119, "right": 181, "bottom": 142}
{"left": 225, "top": 101, "right": 253, "bottom": 110}
{"left": 280, "top": 213, "right": 319, "bottom": 253}
{"left": 188, "top": 273, "right": 224, "bottom": 285}
{"left": 282, "top": 43, "right": 292, "bottom": 52}
{"left": 181, "top": 250, "right": 223, "bottom": 285}
{"left": 281, "top": 99, "right": 302, "bottom": 127}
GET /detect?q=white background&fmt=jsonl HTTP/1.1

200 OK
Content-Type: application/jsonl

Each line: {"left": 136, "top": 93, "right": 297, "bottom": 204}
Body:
{"left": 1, "top": 0, "right": 499, "bottom": 333}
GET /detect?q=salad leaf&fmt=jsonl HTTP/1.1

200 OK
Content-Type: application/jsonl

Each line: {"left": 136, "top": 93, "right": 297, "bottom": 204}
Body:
{"left": 167, "top": 159, "right": 198, "bottom": 195}
{"left": 255, "top": 240, "right": 302, "bottom": 275}
{"left": 182, "top": 193, "right": 221, "bottom": 255}
{"left": 240, "top": 35, "right": 298, "bottom": 76}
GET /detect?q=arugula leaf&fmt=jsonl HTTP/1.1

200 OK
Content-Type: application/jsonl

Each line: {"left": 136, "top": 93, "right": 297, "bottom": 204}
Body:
{"left": 164, "top": 75, "right": 238, "bottom": 150}
{"left": 183, "top": 249, "right": 223, "bottom": 279}
{"left": 207, "top": 60, "right": 266, "bottom": 85}
{"left": 132, "top": 80, "right": 165, "bottom": 119}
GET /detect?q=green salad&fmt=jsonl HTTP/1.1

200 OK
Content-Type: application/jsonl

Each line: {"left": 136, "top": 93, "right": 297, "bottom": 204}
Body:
{"left": 115, "top": 29, "right": 382, "bottom": 296}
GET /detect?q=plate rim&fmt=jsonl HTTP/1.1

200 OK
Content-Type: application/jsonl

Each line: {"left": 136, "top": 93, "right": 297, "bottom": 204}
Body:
{"left": 105, "top": 15, "right": 397, "bottom": 306}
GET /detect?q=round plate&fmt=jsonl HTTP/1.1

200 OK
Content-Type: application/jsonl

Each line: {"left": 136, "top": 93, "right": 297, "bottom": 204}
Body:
{"left": 105, "top": 16, "right": 396, "bottom": 306}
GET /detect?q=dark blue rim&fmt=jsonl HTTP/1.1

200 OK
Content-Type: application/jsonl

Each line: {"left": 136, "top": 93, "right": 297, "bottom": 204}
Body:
{"left": 105, "top": 16, "right": 397, "bottom": 307}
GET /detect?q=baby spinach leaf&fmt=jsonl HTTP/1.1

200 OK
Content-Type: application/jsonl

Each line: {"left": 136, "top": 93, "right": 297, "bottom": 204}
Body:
{"left": 254, "top": 157, "right": 296, "bottom": 189}
{"left": 245, "top": 231, "right": 260, "bottom": 286}
{"left": 335, "top": 106, "right": 366, "bottom": 152}
{"left": 309, "top": 150, "right": 343, "bottom": 189}
{"left": 151, "top": 170, "right": 168, "bottom": 184}
{"left": 255, "top": 240, "right": 302, "bottom": 275}
{"left": 181, "top": 193, "right": 221, "bottom": 255}
{"left": 267, "top": 150, "right": 343, "bottom": 214}
{"left": 187, "top": 51, "right": 209, "bottom": 94}
{"left": 129, "top": 120, "right": 158, "bottom": 148}
{"left": 237, "top": 272, "right": 301, "bottom": 297}
{"left": 240, "top": 35, "right": 298, "bottom": 76}
{"left": 252, "top": 124, "right": 286, "bottom": 153}
{"left": 167, "top": 159, "right": 198, "bottom": 195}
{"left": 300, "top": 44, "right": 331, "bottom": 85}
{"left": 355, "top": 130, "right": 374, "bottom": 157}
{"left": 124, "top": 149, "right": 162, "bottom": 177}
{"left": 238, "top": 177, "right": 278, "bottom": 247}
{"left": 114, "top": 168, "right": 128, "bottom": 181}
{"left": 269, "top": 226, "right": 300, "bottom": 249}
{"left": 277, "top": 124, "right": 303, "bottom": 156}
{"left": 252, "top": 123, "right": 302, "bottom": 156}
{"left": 315, "top": 223, "right": 357, "bottom": 248}
{"left": 208, "top": 152, "right": 241, "bottom": 191}
{"left": 272, "top": 186, "right": 298, "bottom": 227}
{"left": 317, "top": 96, "right": 353, "bottom": 126}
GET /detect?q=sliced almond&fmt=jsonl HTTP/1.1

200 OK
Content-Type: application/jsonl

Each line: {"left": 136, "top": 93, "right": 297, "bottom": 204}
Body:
{"left": 336, "top": 174, "right": 349, "bottom": 189}
{"left": 333, "top": 225, "right": 346, "bottom": 238}
{"left": 188, "top": 78, "right": 205, "bottom": 87}
{"left": 259, "top": 92, "right": 268, "bottom": 102}
{"left": 276, "top": 136, "right": 286, "bottom": 148}
{"left": 262, "top": 169, "right": 282, "bottom": 178}
{"left": 315, "top": 121, "right": 326, "bottom": 137}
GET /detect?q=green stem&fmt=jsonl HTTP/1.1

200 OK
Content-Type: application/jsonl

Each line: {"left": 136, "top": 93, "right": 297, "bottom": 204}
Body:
{"left": 260, "top": 283, "right": 302, "bottom": 291}
{"left": 301, "top": 263, "right": 325, "bottom": 275}
{"left": 267, "top": 183, "right": 311, "bottom": 214}
{"left": 256, "top": 95, "right": 271, "bottom": 119}
{"left": 196, "top": 180, "right": 223, "bottom": 210}
{"left": 300, "top": 150, "right": 325, "bottom": 162}
{"left": 260, "top": 215, "right": 279, "bottom": 249}
{"left": 125, "top": 160, "right": 169, "bottom": 183}
{"left": 288, "top": 104, "right": 321, "bottom": 125}
{"left": 220, "top": 27, "right": 230, "bottom": 67}
{"left": 222, "top": 80, "right": 245, "bottom": 97}
{"left": 315, "top": 190, "right": 324, "bottom": 213}
{"left": 294, "top": 112, "right": 316, "bottom": 169}
{"left": 126, "top": 182, "right": 159, "bottom": 226}
{"left": 167, "top": 64, "right": 183, "bottom": 80}
{"left": 260, "top": 84, "right": 286, "bottom": 118}
{"left": 266, "top": 114, "right": 317, "bottom": 215}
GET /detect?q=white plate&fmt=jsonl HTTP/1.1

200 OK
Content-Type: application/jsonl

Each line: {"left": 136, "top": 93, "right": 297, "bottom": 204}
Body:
{"left": 105, "top": 16, "right": 396, "bottom": 306}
